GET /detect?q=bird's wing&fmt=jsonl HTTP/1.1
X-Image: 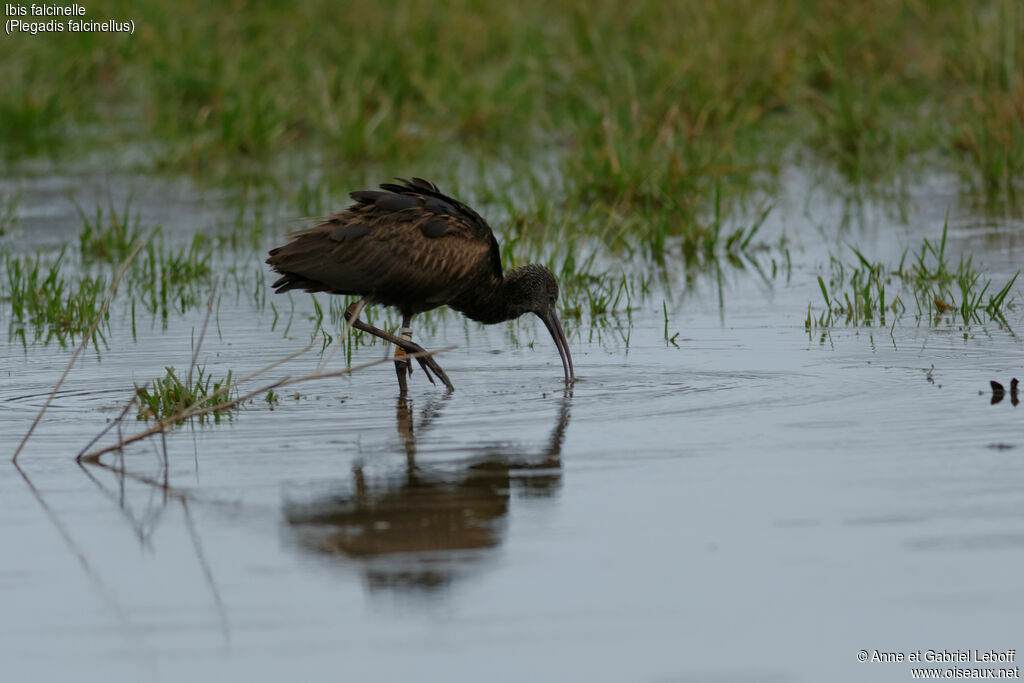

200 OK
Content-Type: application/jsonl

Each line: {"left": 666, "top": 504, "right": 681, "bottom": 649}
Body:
{"left": 266, "top": 180, "right": 502, "bottom": 306}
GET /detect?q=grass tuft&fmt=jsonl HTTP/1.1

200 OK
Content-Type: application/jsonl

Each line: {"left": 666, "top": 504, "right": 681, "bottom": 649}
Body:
{"left": 77, "top": 203, "right": 143, "bottom": 264}
{"left": 809, "top": 218, "right": 1018, "bottom": 329}
{"left": 135, "top": 366, "right": 236, "bottom": 424}
{"left": 2, "top": 248, "right": 108, "bottom": 346}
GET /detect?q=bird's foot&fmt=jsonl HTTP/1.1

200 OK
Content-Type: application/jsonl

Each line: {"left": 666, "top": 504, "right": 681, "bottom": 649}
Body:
{"left": 399, "top": 340, "right": 454, "bottom": 391}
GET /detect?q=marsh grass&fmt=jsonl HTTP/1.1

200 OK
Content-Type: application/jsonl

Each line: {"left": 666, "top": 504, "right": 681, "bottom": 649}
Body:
{"left": 265, "top": 388, "right": 280, "bottom": 408}
{"left": 135, "top": 366, "right": 236, "bottom": 424}
{"left": 3, "top": 248, "right": 108, "bottom": 346}
{"left": 77, "top": 203, "right": 142, "bottom": 264}
{"left": 949, "top": 0, "right": 1024, "bottom": 206}
{"left": 0, "top": 193, "right": 18, "bottom": 236}
{"left": 133, "top": 233, "right": 213, "bottom": 317}
{"left": 0, "top": 91, "right": 64, "bottom": 159}
{"left": 3, "top": 0, "right": 1021, "bottom": 217}
{"left": 904, "top": 220, "right": 1019, "bottom": 325}
{"left": 809, "top": 219, "right": 1018, "bottom": 329}
{"left": 5, "top": 0, "right": 1020, "bottom": 361}
{"left": 663, "top": 301, "right": 680, "bottom": 348}
{"left": 958, "top": 93, "right": 1024, "bottom": 208}
{"left": 1, "top": 200, "right": 222, "bottom": 345}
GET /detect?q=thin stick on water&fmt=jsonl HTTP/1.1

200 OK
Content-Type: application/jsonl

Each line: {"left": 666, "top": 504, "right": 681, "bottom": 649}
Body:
{"left": 75, "top": 395, "right": 139, "bottom": 460}
{"left": 13, "top": 237, "right": 148, "bottom": 464}
{"left": 316, "top": 297, "right": 366, "bottom": 374}
{"left": 13, "top": 460, "right": 134, "bottom": 631}
{"left": 188, "top": 278, "right": 219, "bottom": 388}
{"left": 181, "top": 498, "right": 231, "bottom": 643}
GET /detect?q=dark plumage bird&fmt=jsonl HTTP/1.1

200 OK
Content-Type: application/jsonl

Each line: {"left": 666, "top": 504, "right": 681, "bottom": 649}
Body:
{"left": 266, "top": 177, "right": 574, "bottom": 392}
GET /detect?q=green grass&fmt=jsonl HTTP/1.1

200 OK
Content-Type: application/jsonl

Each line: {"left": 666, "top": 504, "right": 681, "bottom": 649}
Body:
{"left": 77, "top": 203, "right": 143, "bottom": 264}
{"left": 0, "top": 91, "right": 65, "bottom": 160}
{"left": 950, "top": 0, "right": 1024, "bottom": 206}
{"left": 2, "top": 248, "right": 108, "bottom": 346}
{"left": 0, "top": 200, "right": 222, "bottom": 345}
{"left": 1, "top": 0, "right": 1021, "bottom": 359}
{"left": 135, "top": 365, "right": 235, "bottom": 424}
{"left": 127, "top": 232, "right": 214, "bottom": 319}
{"left": 662, "top": 301, "right": 680, "bottom": 347}
{"left": 0, "top": 193, "right": 18, "bottom": 236}
{"left": 808, "top": 219, "right": 1019, "bottom": 329}
{"left": 1, "top": 0, "right": 1021, "bottom": 220}
{"left": 903, "top": 219, "right": 1019, "bottom": 325}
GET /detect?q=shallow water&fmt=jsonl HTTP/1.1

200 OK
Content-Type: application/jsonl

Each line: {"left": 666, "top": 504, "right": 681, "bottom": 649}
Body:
{"left": 2, "top": 171, "right": 1023, "bottom": 682}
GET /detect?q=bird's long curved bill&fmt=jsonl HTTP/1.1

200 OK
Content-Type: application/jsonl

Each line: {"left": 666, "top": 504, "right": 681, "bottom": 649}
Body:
{"left": 540, "top": 309, "right": 575, "bottom": 383}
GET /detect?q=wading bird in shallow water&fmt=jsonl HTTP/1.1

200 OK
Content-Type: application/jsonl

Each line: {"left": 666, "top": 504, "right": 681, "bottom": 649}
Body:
{"left": 266, "top": 178, "right": 574, "bottom": 392}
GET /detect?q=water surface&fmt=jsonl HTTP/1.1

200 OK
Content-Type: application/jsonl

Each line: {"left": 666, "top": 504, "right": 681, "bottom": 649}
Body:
{"left": 2, "top": 171, "right": 1022, "bottom": 682}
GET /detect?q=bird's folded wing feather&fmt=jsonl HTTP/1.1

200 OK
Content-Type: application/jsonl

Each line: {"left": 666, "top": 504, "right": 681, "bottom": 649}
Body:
{"left": 267, "top": 196, "right": 498, "bottom": 303}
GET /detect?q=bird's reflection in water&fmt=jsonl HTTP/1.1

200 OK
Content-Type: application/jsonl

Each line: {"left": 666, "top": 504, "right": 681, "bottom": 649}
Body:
{"left": 283, "top": 392, "right": 571, "bottom": 593}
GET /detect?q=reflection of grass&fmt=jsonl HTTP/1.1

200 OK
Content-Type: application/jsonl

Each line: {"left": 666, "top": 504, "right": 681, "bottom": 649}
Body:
{"left": 809, "top": 220, "right": 1019, "bottom": 329}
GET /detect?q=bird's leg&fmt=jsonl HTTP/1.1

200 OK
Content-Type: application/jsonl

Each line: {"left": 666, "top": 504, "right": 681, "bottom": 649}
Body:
{"left": 343, "top": 304, "right": 454, "bottom": 391}
{"left": 394, "top": 315, "right": 413, "bottom": 393}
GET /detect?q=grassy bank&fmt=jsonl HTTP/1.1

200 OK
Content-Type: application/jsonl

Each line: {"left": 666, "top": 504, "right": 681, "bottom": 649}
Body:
{"left": 2, "top": 0, "right": 1021, "bottom": 218}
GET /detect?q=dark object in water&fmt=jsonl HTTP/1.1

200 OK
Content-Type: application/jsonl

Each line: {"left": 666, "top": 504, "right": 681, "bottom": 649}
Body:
{"left": 990, "top": 379, "right": 1020, "bottom": 406}
{"left": 283, "top": 392, "right": 570, "bottom": 592}
{"left": 266, "top": 178, "right": 574, "bottom": 392}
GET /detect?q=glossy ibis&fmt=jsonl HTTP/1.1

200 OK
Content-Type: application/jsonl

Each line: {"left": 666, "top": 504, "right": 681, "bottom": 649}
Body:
{"left": 266, "top": 178, "right": 574, "bottom": 392}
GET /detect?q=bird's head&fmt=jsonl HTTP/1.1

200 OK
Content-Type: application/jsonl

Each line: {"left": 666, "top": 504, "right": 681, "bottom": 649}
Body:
{"left": 506, "top": 264, "right": 575, "bottom": 383}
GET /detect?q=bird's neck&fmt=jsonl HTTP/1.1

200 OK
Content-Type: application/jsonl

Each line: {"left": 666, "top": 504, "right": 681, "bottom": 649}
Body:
{"left": 451, "top": 271, "right": 530, "bottom": 325}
